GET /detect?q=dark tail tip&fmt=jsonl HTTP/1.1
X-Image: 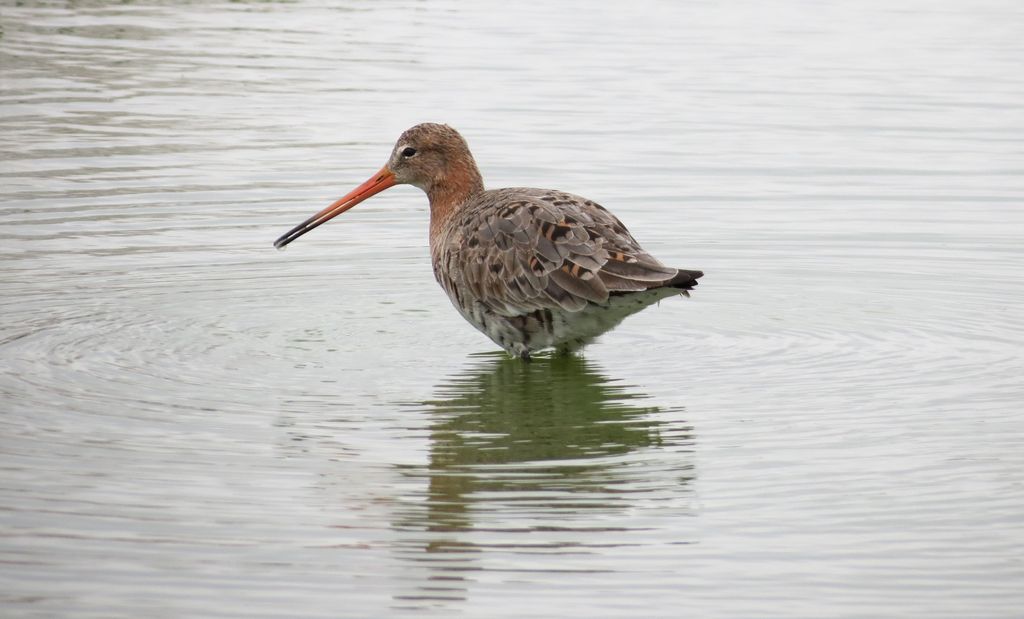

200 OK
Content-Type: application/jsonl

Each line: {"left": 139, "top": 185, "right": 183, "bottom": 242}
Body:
{"left": 667, "top": 268, "right": 703, "bottom": 290}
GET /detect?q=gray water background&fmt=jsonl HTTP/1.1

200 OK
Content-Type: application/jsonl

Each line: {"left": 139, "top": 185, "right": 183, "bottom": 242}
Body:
{"left": 2, "top": 1, "right": 1023, "bottom": 617}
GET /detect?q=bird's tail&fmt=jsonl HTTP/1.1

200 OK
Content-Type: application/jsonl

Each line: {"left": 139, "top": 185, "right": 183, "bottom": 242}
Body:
{"left": 666, "top": 268, "right": 703, "bottom": 291}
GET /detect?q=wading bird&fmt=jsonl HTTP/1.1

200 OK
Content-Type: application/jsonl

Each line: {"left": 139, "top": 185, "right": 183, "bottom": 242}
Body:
{"left": 275, "top": 124, "right": 702, "bottom": 360}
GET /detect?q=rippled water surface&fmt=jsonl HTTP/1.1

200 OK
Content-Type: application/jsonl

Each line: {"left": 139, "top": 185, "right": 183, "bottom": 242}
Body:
{"left": 2, "top": 1, "right": 1023, "bottom": 617}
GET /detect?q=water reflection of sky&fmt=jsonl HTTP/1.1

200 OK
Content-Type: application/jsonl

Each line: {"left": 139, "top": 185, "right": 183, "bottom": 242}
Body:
{"left": 2, "top": 1, "right": 1023, "bottom": 617}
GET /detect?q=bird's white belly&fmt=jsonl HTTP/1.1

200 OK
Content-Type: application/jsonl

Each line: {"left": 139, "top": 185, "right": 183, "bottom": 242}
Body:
{"left": 453, "top": 287, "right": 684, "bottom": 358}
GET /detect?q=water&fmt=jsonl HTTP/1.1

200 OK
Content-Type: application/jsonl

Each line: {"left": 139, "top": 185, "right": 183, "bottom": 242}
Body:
{"left": 2, "top": 1, "right": 1023, "bottom": 617}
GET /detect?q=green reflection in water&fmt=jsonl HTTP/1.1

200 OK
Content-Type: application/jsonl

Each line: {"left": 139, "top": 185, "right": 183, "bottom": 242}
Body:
{"left": 392, "top": 353, "right": 695, "bottom": 607}
{"left": 417, "top": 353, "right": 686, "bottom": 525}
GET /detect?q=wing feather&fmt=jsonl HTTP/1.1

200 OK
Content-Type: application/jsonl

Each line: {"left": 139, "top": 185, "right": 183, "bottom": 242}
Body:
{"left": 440, "top": 188, "right": 684, "bottom": 317}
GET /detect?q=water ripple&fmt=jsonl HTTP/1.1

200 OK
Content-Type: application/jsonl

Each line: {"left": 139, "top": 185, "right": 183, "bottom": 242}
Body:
{"left": 2, "top": 1, "right": 1023, "bottom": 618}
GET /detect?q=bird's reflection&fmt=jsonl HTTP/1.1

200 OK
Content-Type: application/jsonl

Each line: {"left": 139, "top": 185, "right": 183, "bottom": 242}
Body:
{"left": 392, "top": 352, "right": 694, "bottom": 609}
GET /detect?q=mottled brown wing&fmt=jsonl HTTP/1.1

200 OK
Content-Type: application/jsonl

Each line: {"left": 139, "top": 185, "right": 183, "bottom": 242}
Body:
{"left": 450, "top": 188, "right": 679, "bottom": 315}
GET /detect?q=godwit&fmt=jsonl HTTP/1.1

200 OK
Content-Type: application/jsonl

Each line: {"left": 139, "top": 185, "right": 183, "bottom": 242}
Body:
{"left": 274, "top": 123, "right": 703, "bottom": 361}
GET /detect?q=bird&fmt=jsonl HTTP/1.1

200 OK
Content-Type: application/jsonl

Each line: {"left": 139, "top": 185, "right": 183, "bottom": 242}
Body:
{"left": 274, "top": 123, "right": 703, "bottom": 361}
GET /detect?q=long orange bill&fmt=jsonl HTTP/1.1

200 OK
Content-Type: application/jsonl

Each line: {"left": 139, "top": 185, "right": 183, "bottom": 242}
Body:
{"left": 274, "top": 166, "right": 396, "bottom": 249}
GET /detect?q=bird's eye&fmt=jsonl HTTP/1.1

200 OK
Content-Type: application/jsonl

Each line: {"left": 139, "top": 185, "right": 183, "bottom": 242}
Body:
{"left": 401, "top": 147, "right": 417, "bottom": 158}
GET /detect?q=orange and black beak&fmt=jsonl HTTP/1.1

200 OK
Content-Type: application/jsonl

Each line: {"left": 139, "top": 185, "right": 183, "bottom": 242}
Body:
{"left": 274, "top": 167, "right": 396, "bottom": 249}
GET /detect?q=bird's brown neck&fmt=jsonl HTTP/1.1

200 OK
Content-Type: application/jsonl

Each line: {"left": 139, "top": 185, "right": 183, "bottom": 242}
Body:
{"left": 426, "top": 157, "right": 484, "bottom": 237}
